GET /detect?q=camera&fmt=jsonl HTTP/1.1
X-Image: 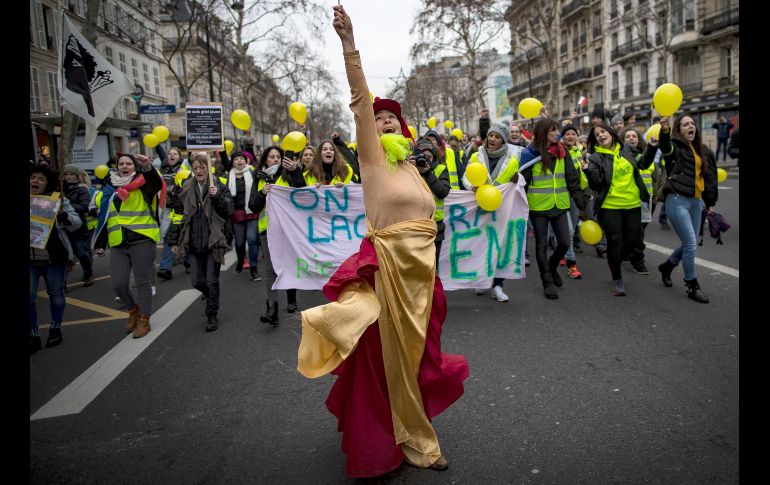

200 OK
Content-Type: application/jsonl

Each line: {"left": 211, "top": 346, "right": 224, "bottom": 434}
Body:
{"left": 412, "top": 148, "right": 430, "bottom": 169}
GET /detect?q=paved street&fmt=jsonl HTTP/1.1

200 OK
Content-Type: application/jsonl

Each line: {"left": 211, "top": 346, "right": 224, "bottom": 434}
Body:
{"left": 30, "top": 177, "right": 739, "bottom": 484}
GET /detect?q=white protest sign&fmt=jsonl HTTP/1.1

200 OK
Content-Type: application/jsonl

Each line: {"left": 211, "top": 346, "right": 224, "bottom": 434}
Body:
{"left": 438, "top": 180, "right": 529, "bottom": 290}
{"left": 266, "top": 184, "right": 366, "bottom": 290}
{"left": 266, "top": 181, "right": 529, "bottom": 290}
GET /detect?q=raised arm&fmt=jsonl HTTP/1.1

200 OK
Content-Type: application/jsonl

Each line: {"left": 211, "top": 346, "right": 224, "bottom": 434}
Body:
{"left": 333, "top": 5, "right": 380, "bottom": 167}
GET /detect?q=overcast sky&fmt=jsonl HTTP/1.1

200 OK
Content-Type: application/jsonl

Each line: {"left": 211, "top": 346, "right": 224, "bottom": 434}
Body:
{"left": 316, "top": 1, "right": 422, "bottom": 134}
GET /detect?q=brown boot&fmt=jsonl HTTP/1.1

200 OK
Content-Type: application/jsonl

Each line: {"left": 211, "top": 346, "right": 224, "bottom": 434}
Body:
{"left": 133, "top": 314, "right": 151, "bottom": 339}
{"left": 125, "top": 305, "right": 140, "bottom": 334}
{"left": 429, "top": 455, "right": 449, "bottom": 470}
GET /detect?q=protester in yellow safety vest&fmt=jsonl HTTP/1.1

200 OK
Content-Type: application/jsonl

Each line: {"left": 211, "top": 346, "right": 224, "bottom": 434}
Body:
{"left": 463, "top": 123, "right": 523, "bottom": 302}
{"left": 425, "top": 129, "right": 465, "bottom": 190}
{"left": 621, "top": 127, "right": 659, "bottom": 275}
{"left": 93, "top": 154, "right": 163, "bottom": 339}
{"left": 409, "top": 138, "right": 450, "bottom": 259}
{"left": 166, "top": 153, "right": 234, "bottom": 332}
{"left": 520, "top": 118, "right": 586, "bottom": 300}
{"left": 303, "top": 140, "right": 359, "bottom": 187}
{"left": 585, "top": 122, "right": 652, "bottom": 297}
{"left": 446, "top": 135, "right": 465, "bottom": 171}
{"left": 248, "top": 146, "right": 306, "bottom": 325}
{"left": 559, "top": 125, "right": 589, "bottom": 280}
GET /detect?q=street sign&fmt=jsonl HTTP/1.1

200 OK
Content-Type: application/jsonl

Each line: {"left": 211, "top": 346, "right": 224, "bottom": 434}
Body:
{"left": 139, "top": 104, "right": 176, "bottom": 114}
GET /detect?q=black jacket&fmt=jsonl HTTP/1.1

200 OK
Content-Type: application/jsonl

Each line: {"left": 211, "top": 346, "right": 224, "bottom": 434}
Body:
{"left": 64, "top": 181, "right": 91, "bottom": 237}
{"left": 247, "top": 168, "right": 306, "bottom": 218}
{"left": 657, "top": 130, "right": 718, "bottom": 208}
{"left": 478, "top": 116, "right": 491, "bottom": 140}
{"left": 586, "top": 143, "right": 651, "bottom": 216}
{"left": 166, "top": 178, "right": 233, "bottom": 255}
{"left": 422, "top": 159, "right": 451, "bottom": 240}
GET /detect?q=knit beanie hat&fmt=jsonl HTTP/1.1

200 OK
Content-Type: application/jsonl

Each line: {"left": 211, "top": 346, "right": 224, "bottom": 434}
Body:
{"left": 414, "top": 137, "right": 436, "bottom": 158}
{"left": 424, "top": 129, "right": 445, "bottom": 150}
{"left": 561, "top": 124, "right": 579, "bottom": 137}
{"left": 611, "top": 113, "right": 624, "bottom": 125}
{"left": 486, "top": 123, "right": 508, "bottom": 140}
{"left": 63, "top": 164, "right": 81, "bottom": 177}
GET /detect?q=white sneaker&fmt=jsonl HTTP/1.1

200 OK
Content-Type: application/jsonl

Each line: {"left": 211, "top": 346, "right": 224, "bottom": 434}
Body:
{"left": 152, "top": 286, "right": 157, "bottom": 296}
{"left": 491, "top": 286, "right": 509, "bottom": 302}
{"left": 475, "top": 288, "right": 486, "bottom": 296}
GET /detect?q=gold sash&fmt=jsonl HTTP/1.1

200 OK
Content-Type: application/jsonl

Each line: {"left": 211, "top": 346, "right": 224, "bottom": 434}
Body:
{"left": 297, "top": 217, "right": 441, "bottom": 468}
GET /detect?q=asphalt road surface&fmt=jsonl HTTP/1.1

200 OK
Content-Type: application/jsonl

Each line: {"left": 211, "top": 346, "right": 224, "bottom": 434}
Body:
{"left": 30, "top": 177, "right": 739, "bottom": 484}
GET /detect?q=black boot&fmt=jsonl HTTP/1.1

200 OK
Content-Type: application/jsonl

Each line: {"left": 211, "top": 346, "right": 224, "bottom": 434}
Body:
{"left": 286, "top": 289, "right": 297, "bottom": 313}
{"left": 45, "top": 328, "right": 63, "bottom": 348}
{"left": 548, "top": 256, "right": 563, "bottom": 287}
{"left": 684, "top": 278, "right": 709, "bottom": 303}
{"left": 260, "top": 300, "right": 279, "bottom": 325}
{"left": 658, "top": 260, "right": 676, "bottom": 287}
{"left": 205, "top": 315, "right": 219, "bottom": 332}
{"left": 540, "top": 272, "right": 558, "bottom": 300}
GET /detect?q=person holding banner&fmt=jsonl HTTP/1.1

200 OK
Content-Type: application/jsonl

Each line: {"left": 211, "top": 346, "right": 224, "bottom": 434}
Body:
{"left": 93, "top": 154, "right": 163, "bottom": 338}
{"left": 249, "top": 146, "right": 306, "bottom": 324}
{"left": 295, "top": 4, "right": 469, "bottom": 477}
{"left": 655, "top": 115, "right": 718, "bottom": 303}
{"left": 520, "top": 118, "right": 586, "bottom": 299}
{"left": 166, "top": 153, "right": 233, "bottom": 331}
{"left": 30, "top": 166, "right": 82, "bottom": 354}
{"left": 585, "top": 123, "right": 652, "bottom": 296}
{"left": 461, "top": 122, "right": 522, "bottom": 302}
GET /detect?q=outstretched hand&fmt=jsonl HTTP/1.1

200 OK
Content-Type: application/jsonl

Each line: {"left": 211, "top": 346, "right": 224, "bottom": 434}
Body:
{"left": 332, "top": 5, "right": 355, "bottom": 51}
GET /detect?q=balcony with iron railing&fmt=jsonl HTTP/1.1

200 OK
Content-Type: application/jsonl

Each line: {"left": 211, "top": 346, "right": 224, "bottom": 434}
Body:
{"left": 562, "top": 67, "right": 593, "bottom": 86}
{"left": 561, "top": 42, "right": 568, "bottom": 55}
{"left": 611, "top": 37, "right": 654, "bottom": 61}
{"left": 701, "top": 8, "right": 739, "bottom": 35}
{"left": 594, "top": 64, "right": 604, "bottom": 76}
{"left": 573, "top": 37, "right": 579, "bottom": 49}
{"left": 580, "top": 33, "right": 587, "bottom": 45}
{"left": 671, "top": 19, "right": 696, "bottom": 36}
{"left": 562, "top": 109, "right": 571, "bottom": 117}
{"left": 718, "top": 75, "right": 735, "bottom": 88}
{"left": 561, "top": 0, "right": 590, "bottom": 19}
{"left": 624, "top": 85, "right": 633, "bottom": 98}
{"left": 638, "top": 80, "right": 650, "bottom": 94}
{"left": 611, "top": 88, "right": 619, "bottom": 100}
{"left": 681, "top": 80, "right": 702, "bottom": 93}
{"left": 593, "top": 25, "right": 602, "bottom": 39}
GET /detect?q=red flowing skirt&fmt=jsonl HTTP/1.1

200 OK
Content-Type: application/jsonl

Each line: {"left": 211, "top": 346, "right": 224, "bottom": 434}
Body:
{"left": 322, "top": 237, "right": 469, "bottom": 478}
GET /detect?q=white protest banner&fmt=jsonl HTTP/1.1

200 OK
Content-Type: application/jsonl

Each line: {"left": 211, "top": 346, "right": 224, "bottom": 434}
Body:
{"left": 267, "top": 184, "right": 366, "bottom": 290}
{"left": 439, "top": 181, "right": 529, "bottom": 290}
{"left": 266, "top": 181, "right": 529, "bottom": 290}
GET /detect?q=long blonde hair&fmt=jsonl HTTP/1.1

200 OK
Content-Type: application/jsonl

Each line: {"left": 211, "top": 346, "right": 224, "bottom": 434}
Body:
{"left": 306, "top": 140, "right": 348, "bottom": 183}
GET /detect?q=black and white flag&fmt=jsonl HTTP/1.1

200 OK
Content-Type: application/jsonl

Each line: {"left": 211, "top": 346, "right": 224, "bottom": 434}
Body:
{"left": 59, "top": 13, "right": 133, "bottom": 149}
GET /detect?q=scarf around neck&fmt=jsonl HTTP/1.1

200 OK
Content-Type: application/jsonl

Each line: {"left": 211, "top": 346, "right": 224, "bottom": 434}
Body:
{"left": 547, "top": 141, "right": 567, "bottom": 159}
{"left": 110, "top": 171, "right": 135, "bottom": 187}
{"left": 262, "top": 163, "right": 280, "bottom": 177}
{"left": 380, "top": 134, "right": 410, "bottom": 172}
{"left": 229, "top": 167, "right": 254, "bottom": 214}
{"left": 484, "top": 142, "right": 508, "bottom": 160}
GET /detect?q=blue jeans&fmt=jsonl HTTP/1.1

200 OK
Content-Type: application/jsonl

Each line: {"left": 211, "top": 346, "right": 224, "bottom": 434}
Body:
{"left": 716, "top": 137, "right": 729, "bottom": 161}
{"left": 30, "top": 263, "right": 67, "bottom": 336}
{"left": 664, "top": 193, "right": 703, "bottom": 281}
{"left": 70, "top": 233, "right": 93, "bottom": 277}
{"left": 233, "top": 219, "right": 259, "bottom": 266}
{"left": 159, "top": 242, "right": 175, "bottom": 271}
{"left": 564, "top": 205, "right": 578, "bottom": 262}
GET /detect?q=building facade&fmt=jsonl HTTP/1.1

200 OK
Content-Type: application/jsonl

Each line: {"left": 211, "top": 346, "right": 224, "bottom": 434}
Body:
{"left": 504, "top": 0, "right": 738, "bottom": 142}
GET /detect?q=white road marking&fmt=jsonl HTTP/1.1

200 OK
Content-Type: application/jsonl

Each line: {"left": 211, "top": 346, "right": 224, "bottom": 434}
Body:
{"left": 30, "top": 289, "right": 200, "bottom": 421}
{"left": 718, "top": 186, "right": 733, "bottom": 190}
{"left": 221, "top": 249, "right": 236, "bottom": 271}
{"left": 644, "top": 242, "right": 739, "bottom": 278}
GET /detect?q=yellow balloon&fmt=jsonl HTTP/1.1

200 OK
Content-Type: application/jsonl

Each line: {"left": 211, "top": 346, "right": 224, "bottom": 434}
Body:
{"left": 476, "top": 184, "right": 502, "bottom": 211}
{"left": 427, "top": 117, "right": 437, "bottom": 129}
{"left": 653, "top": 83, "right": 683, "bottom": 117}
{"left": 408, "top": 125, "right": 417, "bottom": 139}
{"left": 152, "top": 125, "right": 170, "bottom": 142}
{"left": 518, "top": 98, "right": 543, "bottom": 119}
{"left": 289, "top": 102, "right": 307, "bottom": 125}
{"left": 174, "top": 169, "right": 191, "bottom": 187}
{"left": 466, "top": 162, "right": 489, "bottom": 187}
{"left": 444, "top": 120, "right": 454, "bottom": 130}
{"left": 94, "top": 164, "right": 109, "bottom": 179}
{"left": 451, "top": 128, "right": 463, "bottom": 139}
{"left": 717, "top": 168, "right": 728, "bottom": 183}
{"left": 143, "top": 133, "right": 160, "bottom": 148}
{"left": 644, "top": 123, "right": 661, "bottom": 142}
{"left": 271, "top": 134, "right": 280, "bottom": 144}
{"left": 579, "top": 220, "right": 603, "bottom": 245}
{"left": 224, "top": 139, "right": 234, "bottom": 155}
{"left": 231, "top": 109, "right": 251, "bottom": 131}
{"left": 280, "top": 131, "right": 307, "bottom": 153}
